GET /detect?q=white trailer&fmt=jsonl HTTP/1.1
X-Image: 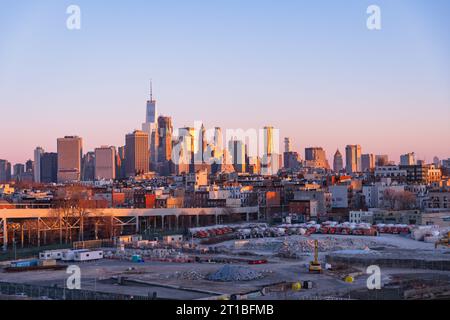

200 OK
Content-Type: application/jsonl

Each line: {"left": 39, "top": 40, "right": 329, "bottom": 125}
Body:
{"left": 74, "top": 250, "right": 104, "bottom": 262}
{"left": 61, "top": 249, "right": 89, "bottom": 261}
{"left": 39, "top": 249, "right": 68, "bottom": 260}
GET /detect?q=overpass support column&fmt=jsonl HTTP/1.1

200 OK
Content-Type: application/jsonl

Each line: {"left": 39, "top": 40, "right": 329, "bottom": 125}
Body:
{"left": 196, "top": 215, "right": 199, "bottom": 227}
{"left": 246, "top": 212, "right": 250, "bottom": 222}
{"left": 135, "top": 216, "right": 139, "bottom": 233}
{"left": 161, "top": 216, "right": 165, "bottom": 230}
{"left": 2, "top": 218, "right": 7, "bottom": 252}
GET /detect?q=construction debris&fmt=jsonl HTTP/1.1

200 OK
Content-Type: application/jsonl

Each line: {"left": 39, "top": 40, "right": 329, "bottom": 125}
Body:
{"left": 277, "top": 236, "right": 379, "bottom": 259}
{"left": 207, "top": 265, "right": 263, "bottom": 282}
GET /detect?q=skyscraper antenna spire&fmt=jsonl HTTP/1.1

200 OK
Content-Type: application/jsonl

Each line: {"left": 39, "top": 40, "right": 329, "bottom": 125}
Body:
{"left": 150, "top": 79, "right": 153, "bottom": 101}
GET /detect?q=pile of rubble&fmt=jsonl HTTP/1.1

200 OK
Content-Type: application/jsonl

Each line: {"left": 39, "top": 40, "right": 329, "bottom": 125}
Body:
{"left": 207, "top": 265, "right": 263, "bottom": 282}
{"left": 168, "top": 270, "right": 205, "bottom": 281}
{"left": 277, "top": 236, "right": 379, "bottom": 259}
{"left": 238, "top": 239, "right": 284, "bottom": 252}
{"left": 411, "top": 225, "right": 450, "bottom": 243}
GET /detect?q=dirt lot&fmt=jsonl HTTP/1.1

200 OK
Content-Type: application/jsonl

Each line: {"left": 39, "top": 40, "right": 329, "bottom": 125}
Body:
{"left": 0, "top": 234, "right": 448, "bottom": 300}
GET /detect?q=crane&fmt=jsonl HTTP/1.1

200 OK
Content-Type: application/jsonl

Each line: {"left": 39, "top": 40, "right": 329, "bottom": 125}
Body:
{"left": 435, "top": 232, "right": 450, "bottom": 249}
{"left": 309, "top": 239, "right": 323, "bottom": 273}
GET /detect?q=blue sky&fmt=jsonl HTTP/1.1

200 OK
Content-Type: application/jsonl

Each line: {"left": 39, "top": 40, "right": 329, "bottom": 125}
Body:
{"left": 1, "top": 0, "right": 449, "bottom": 164}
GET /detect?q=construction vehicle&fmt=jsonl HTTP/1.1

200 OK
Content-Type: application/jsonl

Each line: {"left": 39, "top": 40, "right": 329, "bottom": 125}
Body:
{"left": 435, "top": 232, "right": 450, "bottom": 249}
{"left": 309, "top": 239, "right": 323, "bottom": 273}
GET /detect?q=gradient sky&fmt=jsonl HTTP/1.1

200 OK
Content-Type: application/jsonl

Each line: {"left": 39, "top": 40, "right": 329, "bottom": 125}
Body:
{"left": 1, "top": 0, "right": 449, "bottom": 165}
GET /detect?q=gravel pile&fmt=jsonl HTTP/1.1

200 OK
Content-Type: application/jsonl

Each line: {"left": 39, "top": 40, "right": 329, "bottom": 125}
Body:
{"left": 207, "top": 265, "right": 263, "bottom": 282}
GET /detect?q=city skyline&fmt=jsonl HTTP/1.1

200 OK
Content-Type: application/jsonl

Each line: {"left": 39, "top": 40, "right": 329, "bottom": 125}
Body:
{"left": 1, "top": 0, "right": 450, "bottom": 164}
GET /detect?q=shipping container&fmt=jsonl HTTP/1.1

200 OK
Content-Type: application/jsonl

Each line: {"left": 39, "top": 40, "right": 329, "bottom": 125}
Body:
{"left": 10, "top": 259, "right": 38, "bottom": 268}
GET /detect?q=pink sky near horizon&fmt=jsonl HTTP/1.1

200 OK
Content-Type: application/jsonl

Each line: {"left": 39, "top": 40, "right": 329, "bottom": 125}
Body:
{"left": 1, "top": 1, "right": 449, "bottom": 165}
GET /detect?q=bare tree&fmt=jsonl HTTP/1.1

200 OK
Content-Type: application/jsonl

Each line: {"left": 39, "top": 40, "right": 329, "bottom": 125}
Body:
{"left": 382, "top": 189, "right": 397, "bottom": 210}
{"left": 395, "top": 191, "right": 416, "bottom": 210}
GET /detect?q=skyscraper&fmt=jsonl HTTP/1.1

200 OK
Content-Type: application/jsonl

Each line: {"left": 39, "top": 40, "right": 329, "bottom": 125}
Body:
{"left": 142, "top": 81, "right": 159, "bottom": 170}
{"left": 81, "top": 152, "right": 95, "bottom": 181}
{"left": 229, "top": 138, "right": 246, "bottom": 173}
{"left": 13, "top": 164, "right": 25, "bottom": 180}
{"left": 305, "top": 147, "right": 330, "bottom": 169}
{"left": 333, "top": 149, "right": 344, "bottom": 172}
{"left": 198, "top": 123, "right": 207, "bottom": 164}
{"left": 25, "top": 159, "right": 33, "bottom": 173}
{"left": 400, "top": 152, "right": 416, "bottom": 166}
{"left": 57, "top": 136, "right": 82, "bottom": 183}
{"left": 40, "top": 153, "right": 58, "bottom": 183}
{"left": 125, "top": 130, "right": 149, "bottom": 177}
{"left": 284, "top": 137, "right": 291, "bottom": 153}
{"left": 95, "top": 146, "right": 116, "bottom": 180}
{"left": 33, "top": 147, "right": 44, "bottom": 183}
{"left": 361, "top": 154, "right": 375, "bottom": 172}
{"left": 157, "top": 116, "right": 173, "bottom": 175}
{"left": 116, "top": 146, "right": 126, "bottom": 179}
{"left": 0, "top": 160, "right": 11, "bottom": 183}
{"left": 260, "top": 126, "right": 279, "bottom": 175}
{"left": 213, "top": 127, "right": 223, "bottom": 161}
{"left": 345, "top": 145, "right": 362, "bottom": 174}
{"left": 262, "top": 126, "right": 275, "bottom": 156}
{"left": 376, "top": 154, "right": 389, "bottom": 166}
{"left": 175, "top": 127, "right": 195, "bottom": 174}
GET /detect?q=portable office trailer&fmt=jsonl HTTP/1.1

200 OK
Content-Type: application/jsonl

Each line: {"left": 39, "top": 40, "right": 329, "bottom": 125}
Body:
{"left": 114, "top": 235, "right": 142, "bottom": 245}
{"left": 163, "top": 235, "right": 183, "bottom": 244}
{"left": 61, "top": 249, "right": 89, "bottom": 261}
{"left": 74, "top": 250, "right": 104, "bottom": 262}
{"left": 39, "top": 249, "right": 68, "bottom": 260}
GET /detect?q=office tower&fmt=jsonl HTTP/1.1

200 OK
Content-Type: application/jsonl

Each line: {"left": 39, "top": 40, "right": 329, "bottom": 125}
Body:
{"left": 125, "top": 130, "right": 149, "bottom": 177}
{"left": 25, "top": 159, "right": 33, "bottom": 173}
{"left": 376, "top": 154, "right": 389, "bottom": 166}
{"left": 95, "top": 146, "right": 116, "bottom": 180}
{"left": 198, "top": 123, "right": 207, "bottom": 163}
{"left": 261, "top": 126, "right": 279, "bottom": 175}
{"left": 433, "top": 156, "right": 440, "bottom": 167}
{"left": 284, "top": 138, "right": 291, "bottom": 153}
{"left": 40, "top": 153, "right": 58, "bottom": 183}
{"left": 174, "top": 127, "right": 195, "bottom": 174}
{"left": 0, "top": 160, "right": 11, "bottom": 183}
{"left": 213, "top": 127, "right": 223, "bottom": 161}
{"left": 262, "top": 126, "right": 275, "bottom": 156}
{"left": 305, "top": 147, "right": 330, "bottom": 169}
{"left": 172, "top": 137, "right": 191, "bottom": 174}
{"left": 57, "top": 136, "right": 82, "bottom": 183}
{"left": 33, "top": 147, "right": 44, "bottom": 183}
{"left": 229, "top": 138, "right": 246, "bottom": 173}
{"left": 400, "top": 152, "right": 416, "bottom": 166}
{"left": 142, "top": 81, "right": 159, "bottom": 170}
{"left": 333, "top": 149, "right": 344, "bottom": 172}
{"left": 13, "top": 164, "right": 25, "bottom": 180}
{"left": 345, "top": 145, "right": 362, "bottom": 174}
{"left": 81, "top": 152, "right": 95, "bottom": 181}
{"left": 116, "top": 146, "right": 126, "bottom": 179}
{"left": 157, "top": 116, "right": 173, "bottom": 175}
{"left": 284, "top": 151, "right": 301, "bottom": 170}
{"left": 361, "top": 154, "right": 375, "bottom": 172}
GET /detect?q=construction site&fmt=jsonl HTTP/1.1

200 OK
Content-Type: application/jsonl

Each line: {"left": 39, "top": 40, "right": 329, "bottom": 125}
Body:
{"left": 1, "top": 220, "right": 449, "bottom": 300}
